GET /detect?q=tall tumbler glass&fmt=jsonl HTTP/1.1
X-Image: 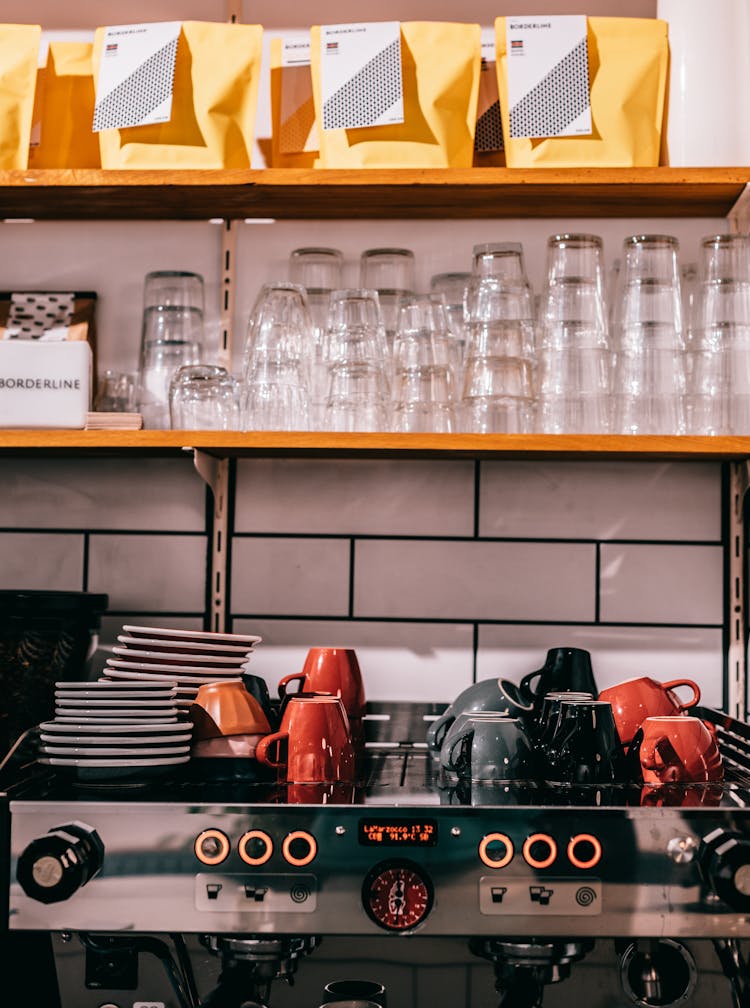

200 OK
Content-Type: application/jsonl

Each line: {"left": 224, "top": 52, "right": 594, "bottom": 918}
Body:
{"left": 323, "top": 289, "right": 390, "bottom": 432}
{"left": 461, "top": 266, "right": 536, "bottom": 434}
{"left": 360, "top": 248, "right": 416, "bottom": 350}
{"left": 241, "top": 282, "right": 313, "bottom": 431}
{"left": 536, "top": 234, "right": 611, "bottom": 434}
{"left": 613, "top": 235, "right": 686, "bottom": 435}
{"left": 689, "top": 233, "right": 750, "bottom": 435}
{"left": 290, "top": 247, "right": 345, "bottom": 427}
{"left": 391, "top": 294, "right": 456, "bottom": 432}
{"left": 137, "top": 270, "right": 205, "bottom": 429}
{"left": 169, "top": 364, "right": 239, "bottom": 430}
{"left": 430, "top": 271, "right": 471, "bottom": 381}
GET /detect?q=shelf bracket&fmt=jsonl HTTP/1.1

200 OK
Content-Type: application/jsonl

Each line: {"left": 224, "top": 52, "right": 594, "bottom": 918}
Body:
{"left": 218, "top": 219, "right": 237, "bottom": 371}
{"left": 728, "top": 461, "right": 750, "bottom": 719}
{"left": 193, "top": 449, "right": 230, "bottom": 633}
{"left": 728, "top": 183, "right": 750, "bottom": 234}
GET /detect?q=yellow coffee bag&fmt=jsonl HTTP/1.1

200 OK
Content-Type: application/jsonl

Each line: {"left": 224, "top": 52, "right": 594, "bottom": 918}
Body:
{"left": 0, "top": 25, "right": 41, "bottom": 170}
{"left": 29, "top": 42, "right": 100, "bottom": 169}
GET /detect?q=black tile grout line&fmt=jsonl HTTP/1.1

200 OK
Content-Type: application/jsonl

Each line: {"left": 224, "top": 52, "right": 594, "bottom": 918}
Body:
{"left": 0, "top": 528, "right": 208, "bottom": 537}
{"left": 472, "top": 623, "right": 479, "bottom": 683}
{"left": 473, "top": 459, "right": 481, "bottom": 539}
{"left": 594, "top": 542, "right": 601, "bottom": 624}
{"left": 229, "top": 531, "right": 724, "bottom": 546}
{"left": 223, "top": 459, "right": 237, "bottom": 634}
{"left": 227, "top": 614, "right": 725, "bottom": 629}
{"left": 82, "top": 531, "right": 89, "bottom": 592}
{"left": 720, "top": 461, "right": 732, "bottom": 713}
{"left": 101, "top": 611, "right": 208, "bottom": 619}
{"left": 348, "top": 539, "right": 355, "bottom": 618}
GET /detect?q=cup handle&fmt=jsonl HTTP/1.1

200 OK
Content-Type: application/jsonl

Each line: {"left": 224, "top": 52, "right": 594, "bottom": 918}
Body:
{"left": 255, "top": 730, "right": 286, "bottom": 768}
{"left": 519, "top": 670, "right": 541, "bottom": 702}
{"left": 278, "top": 672, "right": 305, "bottom": 699}
{"left": 446, "top": 731, "right": 472, "bottom": 772}
{"left": 426, "top": 712, "right": 453, "bottom": 751}
{"left": 662, "top": 679, "right": 701, "bottom": 710}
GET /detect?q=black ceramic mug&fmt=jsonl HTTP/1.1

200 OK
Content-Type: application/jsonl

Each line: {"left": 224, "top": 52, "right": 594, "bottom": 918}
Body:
{"left": 544, "top": 699, "right": 625, "bottom": 785}
{"left": 499, "top": 647, "right": 598, "bottom": 714}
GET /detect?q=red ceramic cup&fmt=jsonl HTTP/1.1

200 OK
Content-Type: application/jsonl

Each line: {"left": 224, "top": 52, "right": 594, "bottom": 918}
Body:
{"left": 598, "top": 676, "right": 700, "bottom": 745}
{"left": 639, "top": 715, "right": 723, "bottom": 785}
{"left": 278, "top": 647, "right": 366, "bottom": 721}
{"left": 255, "top": 694, "right": 355, "bottom": 784}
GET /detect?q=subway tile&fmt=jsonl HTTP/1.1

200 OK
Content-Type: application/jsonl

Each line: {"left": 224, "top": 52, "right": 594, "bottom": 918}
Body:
{"left": 235, "top": 458, "right": 475, "bottom": 535}
{"left": 231, "top": 619, "right": 474, "bottom": 702}
{"left": 0, "top": 533, "right": 83, "bottom": 591}
{"left": 0, "top": 458, "right": 205, "bottom": 531}
{"left": 599, "top": 543, "right": 722, "bottom": 625}
{"left": 477, "top": 624, "right": 724, "bottom": 707}
{"left": 479, "top": 461, "right": 720, "bottom": 541}
{"left": 87, "top": 534, "right": 207, "bottom": 611}
{"left": 231, "top": 537, "right": 350, "bottom": 617}
{"left": 353, "top": 540, "right": 595, "bottom": 622}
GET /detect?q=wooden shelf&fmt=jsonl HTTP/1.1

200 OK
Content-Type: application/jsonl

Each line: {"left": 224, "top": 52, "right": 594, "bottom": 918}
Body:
{"left": 2, "top": 430, "right": 750, "bottom": 460}
{"left": 0, "top": 167, "right": 747, "bottom": 220}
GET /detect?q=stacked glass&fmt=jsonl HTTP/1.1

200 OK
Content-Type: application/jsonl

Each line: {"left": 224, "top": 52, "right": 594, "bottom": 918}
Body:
{"left": 460, "top": 242, "right": 536, "bottom": 433}
{"left": 321, "top": 289, "right": 391, "bottom": 432}
{"left": 537, "top": 234, "right": 611, "bottom": 434}
{"left": 360, "top": 248, "right": 416, "bottom": 352}
{"left": 241, "top": 282, "right": 313, "bottom": 431}
{"left": 289, "top": 247, "right": 344, "bottom": 427}
{"left": 137, "top": 270, "right": 205, "bottom": 429}
{"left": 689, "top": 233, "right": 750, "bottom": 435}
{"left": 612, "top": 235, "right": 686, "bottom": 435}
{"left": 169, "top": 364, "right": 239, "bottom": 430}
{"left": 429, "top": 271, "right": 471, "bottom": 385}
{"left": 391, "top": 294, "right": 457, "bottom": 433}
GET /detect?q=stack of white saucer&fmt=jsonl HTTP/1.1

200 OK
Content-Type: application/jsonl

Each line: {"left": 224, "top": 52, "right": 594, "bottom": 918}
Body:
{"left": 101, "top": 624, "right": 262, "bottom": 709}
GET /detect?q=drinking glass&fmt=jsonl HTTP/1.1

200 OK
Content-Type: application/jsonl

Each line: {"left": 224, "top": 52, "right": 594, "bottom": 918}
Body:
{"left": 613, "top": 235, "right": 686, "bottom": 434}
{"left": 241, "top": 282, "right": 313, "bottom": 431}
{"left": 289, "top": 248, "right": 345, "bottom": 427}
{"left": 360, "top": 248, "right": 416, "bottom": 346}
{"left": 169, "top": 364, "right": 239, "bottom": 430}
{"left": 391, "top": 294, "right": 456, "bottom": 432}
{"left": 94, "top": 371, "right": 137, "bottom": 412}
{"left": 462, "top": 245, "right": 536, "bottom": 433}
{"left": 322, "top": 289, "right": 390, "bottom": 432}
{"left": 430, "top": 271, "right": 470, "bottom": 377}
{"left": 537, "top": 234, "right": 611, "bottom": 434}
{"left": 137, "top": 270, "right": 205, "bottom": 429}
{"left": 688, "top": 233, "right": 750, "bottom": 435}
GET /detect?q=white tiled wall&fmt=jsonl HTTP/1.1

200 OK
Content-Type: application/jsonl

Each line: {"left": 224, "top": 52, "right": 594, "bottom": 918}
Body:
{"left": 0, "top": 456, "right": 727, "bottom": 707}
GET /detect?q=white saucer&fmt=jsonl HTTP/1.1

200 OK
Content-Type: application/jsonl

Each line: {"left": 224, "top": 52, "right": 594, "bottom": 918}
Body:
{"left": 54, "top": 680, "right": 172, "bottom": 691}
{"left": 122, "top": 625, "right": 262, "bottom": 646}
{"left": 56, "top": 689, "right": 176, "bottom": 701}
{"left": 112, "top": 646, "right": 252, "bottom": 667}
{"left": 106, "top": 659, "right": 249, "bottom": 677}
{"left": 41, "top": 733, "right": 192, "bottom": 746}
{"left": 40, "top": 720, "right": 189, "bottom": 735}
{"left": 103, "top": 668, "right": 239, "bottom": 686}
{"left": 41, "top": 743, "right": 190, "bottom": 757}
{"left": 117, "top": 634, "right": 256, "bottom": 656}
{"left": 39, "top": 755, "right": 190, "bottom": 781}
{"left": 53, "top": 711, "right": 180, "bottom": 722}
{"left": 56, "top": 698, "right": 179, "bottom": 708}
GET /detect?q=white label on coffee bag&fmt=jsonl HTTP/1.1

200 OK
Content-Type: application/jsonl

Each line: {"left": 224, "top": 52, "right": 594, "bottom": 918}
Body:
{"left": 280, "top": 39, "right": 317, "bottom": 154}
{"left": 505, "top": 15, "right": 591, "bottom": 139}
{"left": 476, "top": 29, "right": 503, "bottom": 152}
{"left": 320, "top": 21, "right": 404, "bottom": 131}
{"left": 93, "top": 21, "right": 181, "bottom": 132}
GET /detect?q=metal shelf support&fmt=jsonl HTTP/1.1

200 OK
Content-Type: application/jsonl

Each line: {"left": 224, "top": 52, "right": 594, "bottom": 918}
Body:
{"left": 728, "top": 461, "right": 750, "bottom": 719}
{"left": 193, "top": 450, "right": 230, "bottom": 633}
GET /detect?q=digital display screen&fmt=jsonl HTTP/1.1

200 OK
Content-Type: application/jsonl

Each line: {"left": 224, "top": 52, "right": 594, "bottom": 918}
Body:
{"left": 358, "top": 818, "right": 438, "bottom": 847}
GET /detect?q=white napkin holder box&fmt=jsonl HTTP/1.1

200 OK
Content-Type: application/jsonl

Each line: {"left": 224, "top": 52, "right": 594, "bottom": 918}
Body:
{"left": 0, "top": 341, "right": 91, "bottom": 428}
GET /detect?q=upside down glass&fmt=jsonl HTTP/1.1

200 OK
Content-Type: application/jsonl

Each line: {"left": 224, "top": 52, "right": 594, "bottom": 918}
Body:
{"left": 391, "top": 294, "right": 456, "bottom": 432}
{"left": 537, "top": 234, "right": 611, "bottom": 434}
{"left": 169, "top": 364, "right": 239, "bottom": 430}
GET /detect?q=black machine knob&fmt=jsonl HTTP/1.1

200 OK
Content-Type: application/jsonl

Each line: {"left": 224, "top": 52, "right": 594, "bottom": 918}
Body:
{"left": 699, "top": 828, "right": 750, "bottom": 911}
{"left": 16, "top": 821, "right": 104, "bottom": 904}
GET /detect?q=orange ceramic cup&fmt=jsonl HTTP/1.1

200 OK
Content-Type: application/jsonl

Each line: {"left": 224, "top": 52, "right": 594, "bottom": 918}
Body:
{"left": 278, "top": 647, "right": 366, "bottom": 721}
{"left": 255, "top": 694, "right": 355, "bottom": 784}
{"left": 639, "top": 715, "right": 723, "bottom": 785}
{"left": 598, "top": 676, "right": 700, "bottom": 745}
{"left": 191, "top": 680, "right": 272, "bottom": 740}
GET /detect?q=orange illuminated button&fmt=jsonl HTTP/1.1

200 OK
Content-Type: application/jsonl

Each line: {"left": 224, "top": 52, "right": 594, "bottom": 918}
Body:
{"left": 194, "top": 829, "right": 230, "bottom": 866}
{"left": 239, "top": 830, "right": 273, "bottom": 866}
{"left": 567, "top": 833, "right": 602, "bottom": 870}
{"left": 282, "top": 830, "right": 317, "bottom": 867}
{"left": 478, "top": 833, "right": 514, "bottom": 869}
{"left": 523, "top": 833, "right": 557, "bottom": 869}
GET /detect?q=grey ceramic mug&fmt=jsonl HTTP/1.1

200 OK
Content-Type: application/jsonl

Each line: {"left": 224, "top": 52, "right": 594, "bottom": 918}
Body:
{"left": 439, "top": 712, "right": 537, "bottom": 782}
{"left": 426, "top": 679, "right": 515, "bottom": 752}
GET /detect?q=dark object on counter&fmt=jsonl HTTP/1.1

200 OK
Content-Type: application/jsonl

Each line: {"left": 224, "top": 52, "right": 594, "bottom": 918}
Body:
{"left": 241, "top": 671, "right": 279, "bottom": 730}
{"left": 500, "top": 646, "right": 598, "bottom": 713}
{"left": 0, "top": 589, "right": 108, "bottom": 757}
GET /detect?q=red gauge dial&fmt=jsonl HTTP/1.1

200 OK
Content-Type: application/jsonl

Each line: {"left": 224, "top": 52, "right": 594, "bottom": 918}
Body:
{"left": 363, "top": 860, "right": 433, "bottom": 932}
